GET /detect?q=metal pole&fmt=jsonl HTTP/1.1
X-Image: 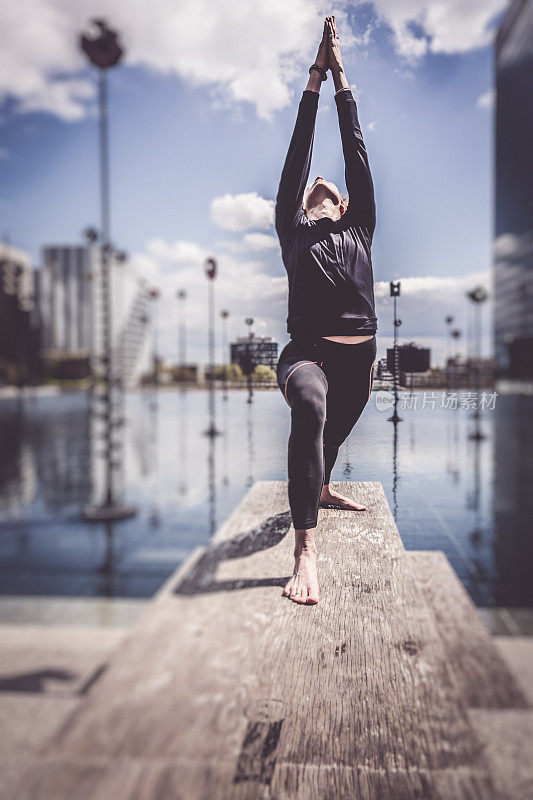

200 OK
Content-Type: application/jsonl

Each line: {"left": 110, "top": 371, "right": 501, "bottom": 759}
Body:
{"left": 203, "top": 258, "right": 221, "bottom": 437}
{"left": 98, "top": 68, "right": 115, "bottom": 507}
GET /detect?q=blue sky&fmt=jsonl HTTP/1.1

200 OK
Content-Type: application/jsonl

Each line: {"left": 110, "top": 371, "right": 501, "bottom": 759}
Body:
{"left": 0, "top": 1, "right": 507, "bottom": 364}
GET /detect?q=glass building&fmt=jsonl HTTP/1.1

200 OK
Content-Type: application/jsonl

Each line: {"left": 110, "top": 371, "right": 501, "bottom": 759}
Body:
{"left": 494, "top": 0, "right": 533, "bottom": 381}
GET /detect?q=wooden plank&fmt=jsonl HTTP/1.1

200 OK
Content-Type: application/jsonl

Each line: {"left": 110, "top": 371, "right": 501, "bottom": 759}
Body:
{"left": 408, "top": 551, "right": 528, "bottom": 709}
{"left": 7, "top": 482, "right": 498, "bottom": 799}
{"left": 468, "top": 709, "right": 533, "bottom": 800}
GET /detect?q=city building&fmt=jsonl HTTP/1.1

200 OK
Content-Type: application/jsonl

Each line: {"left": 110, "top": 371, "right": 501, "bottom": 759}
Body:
{"left": 40, "top": 244, "right": 97, "bottom": 355}
{"left": 386, "top": 343, "right": 431, "bottom": 375}
{"left": 39, "top": 244, "right": 152, "bottom": 384}
{"left": 230, "top": 334, "right": 278, "bottom": 374}
{"left": 494, "top": 0, "right": 533, "bottom": 384}
{"left": 0, "top": 242, "right": 41, "bottom": 384}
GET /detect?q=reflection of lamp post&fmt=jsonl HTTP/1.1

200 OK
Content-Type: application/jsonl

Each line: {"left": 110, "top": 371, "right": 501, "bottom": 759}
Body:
{"left": 466, "top": 286, "right": 488, "bottom": 440}
{"left": 203, "top": 257, "right": 221, "bottom": 437}
{"left": 220, "top": 309, "right": 229, "bottom": 401}
{"left": 176, "top": 289, "right": 187, "bottom": 379}
{"left": 245, "top": 317, "right": 254, "bottom": 404}
{"left": 80, "top": 19, "right": 135, "bottom": 521}
{"left": 388, "top": 281, "right": 402, "bottom": 423}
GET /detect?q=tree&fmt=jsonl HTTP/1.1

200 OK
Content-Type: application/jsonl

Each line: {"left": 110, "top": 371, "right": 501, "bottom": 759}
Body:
{"left": 253, "top": 364, "right": 276, "bottom": 383}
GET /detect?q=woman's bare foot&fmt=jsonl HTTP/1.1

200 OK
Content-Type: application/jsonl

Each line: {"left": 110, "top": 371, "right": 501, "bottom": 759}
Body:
{"left": 319, "top": 484, "right": 366, "bottom": 511}
{"left": 283, "top": 532, "right": 319, "bottom": 604}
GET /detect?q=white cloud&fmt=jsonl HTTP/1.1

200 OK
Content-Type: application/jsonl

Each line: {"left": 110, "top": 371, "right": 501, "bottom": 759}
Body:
{"left": 371, "top": 0, "right": 506, "bottom": 62}
{"left": 367, "top": 120, "right": 377, "bottom": 131}
{"left": 145, "top": 238, "right": 207, "bottom": 269}
{"left": 210, "top": 192, "right": 275, "bottom": 232}
{"left": 1, "top": 1, "right": 507, "bottom": 123}
{"left": 242, "top": 233, "right": 279, "bottom": 251}
{"left": 477, "top": 88, "right": 495, "bottom": 109}
{"left": 1, "top": 0, "right": 357, "bottom": 122}
{"left": 349, "top": 83, "right": 363, "bottom": 101}
{"left": 215, "top": 232, "right": 279, "bottom": 253}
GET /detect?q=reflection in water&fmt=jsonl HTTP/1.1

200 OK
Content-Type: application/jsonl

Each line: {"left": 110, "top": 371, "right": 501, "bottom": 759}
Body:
{"left": 221, "top": 390, "right": 230, "bottom": 489}
{"left": 246, "top": 401, "right": 255, "bottom": 489}
{"left": 0, "top": 389, "right": 531, "bottom": 608}
{"left": 391, "top": 417, "right": 400, "bottom": 521}
{"left": 177, "top": 389, "right": 189, "bottom": 497}
{"left": 342, "top": 436, "right": 353, "bottom": 478}
{"left": 148, "top": 388, "right": 160, "bottom": 529}
{"left": 0, "top": 396, "right": 92, "bottom": 517}
{"left": 446, "top": 410, "right": 461, "bottom": 484}
{"left": 493, "top": 395, "right": 533, "bottom": 606}
{"left": 207, "top": 421, "right": 217, "bottom": 537}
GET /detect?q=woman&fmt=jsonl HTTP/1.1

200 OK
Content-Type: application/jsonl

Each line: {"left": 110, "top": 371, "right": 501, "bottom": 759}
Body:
{"left": 275, "top": 16, "right": 378, "bottom": 605}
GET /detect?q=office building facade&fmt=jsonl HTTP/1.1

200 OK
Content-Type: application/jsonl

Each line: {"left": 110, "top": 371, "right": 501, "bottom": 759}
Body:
{"left": 494, "top": 0, "right": 533, "bottom": 380}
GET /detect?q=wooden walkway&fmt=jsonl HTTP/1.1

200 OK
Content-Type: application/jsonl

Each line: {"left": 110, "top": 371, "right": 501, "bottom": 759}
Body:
{"left": 7, "top": 482, "right": 530, "bottom": 799}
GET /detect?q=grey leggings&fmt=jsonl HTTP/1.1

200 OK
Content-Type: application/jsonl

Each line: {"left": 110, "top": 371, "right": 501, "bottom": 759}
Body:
{"left": 276, "top": 334, "right": 376, "bottom": 529}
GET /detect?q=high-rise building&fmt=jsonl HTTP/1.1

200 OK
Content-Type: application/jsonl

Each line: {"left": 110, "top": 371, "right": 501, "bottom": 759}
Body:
{"left": 0, "top": 243, "right": 41, "bottom": 384}
{"left": 494, "top": 0, "right": 533, "bottom": 382}
{"left": 40, "top": 245, "right": 98, "bottom": 355}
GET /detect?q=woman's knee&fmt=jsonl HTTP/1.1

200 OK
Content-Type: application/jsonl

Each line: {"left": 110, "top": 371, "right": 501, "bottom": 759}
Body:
{"left": 290, "top": 381, "right": 327, "bottom": 428}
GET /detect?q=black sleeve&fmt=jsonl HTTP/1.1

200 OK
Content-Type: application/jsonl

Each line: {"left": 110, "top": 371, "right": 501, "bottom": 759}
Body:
{"left": 334, "top": 88, "right": 376, "bottom": 235}
{"left": 275, "top": 90, "right": 319, "bottom": 242}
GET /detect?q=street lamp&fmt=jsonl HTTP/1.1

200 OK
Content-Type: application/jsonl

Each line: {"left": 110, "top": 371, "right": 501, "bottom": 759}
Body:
{"left": 220, "top": 309, "right": 230, "bottom": 400}
{"left": 388, "top": 281, "right": 402, "bottom": 423}
{"left": 466, "top": 286, "right": 488, "bottom": 440}
{"left": 451, "top": 328, "right": 462, "bottom": 389}
{"left": 445, "top": 315, "right": 454, "bottom": 386}
{"left": 203, "top": 257, "right": 221, "bottom": 437}
{"left": 176, "top": 289, "right": 187, "bottom": 379}
{"left": 245, "top": 317, "right": 254, "bottom": 404}
{"left": 80, "top": 19, "right": 135, "bottom": 521}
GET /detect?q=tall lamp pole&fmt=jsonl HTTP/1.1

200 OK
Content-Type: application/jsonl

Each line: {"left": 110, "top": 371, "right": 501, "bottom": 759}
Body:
{"left": 388, "top": 281, "right": 402, "bottom": 423}
{"left": 220, "top": 309, "right": 229, "bottom": 401}
{"left": 445, "top": 315, "right": 454, "bottom": 387}
{"left": 80, "top": 19, "right": 135, "bottom": 521}
{"left": 466, "top": 286, "right": 488, "bottom": 440}
{"left": 451, "top": 328, "right": 462, "bottom": 390}
{"left": 204, "top": 258, "right": 221, "bottom": 437}
{"left": 245, "top": 317, "right": 254, "bottom": 404}
{"left": 176, "top": 288, "right": 187, "bottom": 378}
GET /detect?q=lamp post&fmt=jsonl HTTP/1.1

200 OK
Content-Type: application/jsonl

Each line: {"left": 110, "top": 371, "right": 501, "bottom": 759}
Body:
{"left": 445, "top": 315, "right": 454, "bottom": 387}
{"left": 245, "top": 317, "right": 254, "bottom": 404}
{"left": 220, "top": 309, "right": 229, "bottom": 401}
{"left": 203, "top": 257, "right": 221, "bottom": 437}
{"left": 176, "top": 288, "right": 187, "bottom": 380}
{"left": 466, "top": 286, "right": 488, "bottom": 440}
{"left": 80, "top": 19, "right": 135, "bottom": 521}
{"left": 451, "top": 328, "right": 462, "bottom": 389}
{"left": 388, "top": 281, "right": 402, "bottom": 423}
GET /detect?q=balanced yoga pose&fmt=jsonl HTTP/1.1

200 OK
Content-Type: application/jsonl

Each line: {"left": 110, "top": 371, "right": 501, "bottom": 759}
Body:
{"left": 275, "top": 16, "right": 378, "bottom": 605}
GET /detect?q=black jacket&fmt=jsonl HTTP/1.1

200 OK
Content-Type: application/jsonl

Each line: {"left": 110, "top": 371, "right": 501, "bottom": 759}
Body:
{"left": 275, "top": 88, "right": 378, "bottom": 338}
